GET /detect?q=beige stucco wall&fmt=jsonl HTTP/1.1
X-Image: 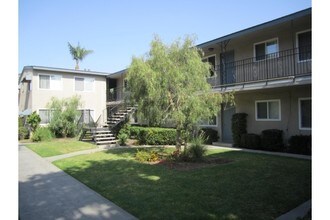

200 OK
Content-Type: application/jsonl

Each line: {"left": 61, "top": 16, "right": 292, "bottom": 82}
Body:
{"left": 234, "top": 85, "right": 311, "bottom": 142}
{"left": 30, "top": 69, "right": 106, "bottom": 121}
{"left": 201, "top": 14, "right": 311, "bottom": 68}
{"left": 18, "top": 70, "right": 33, "bottom": 113}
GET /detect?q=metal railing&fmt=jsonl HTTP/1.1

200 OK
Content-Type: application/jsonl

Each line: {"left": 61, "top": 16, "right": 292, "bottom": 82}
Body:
{"left": 208, "top": 46, "right": 311, "bottom": 88}
{"left": 76, "top": 109, "right": 97, "bottom": 134}
{"left": 107, "top": 86, "right": 129, "bottom": 102}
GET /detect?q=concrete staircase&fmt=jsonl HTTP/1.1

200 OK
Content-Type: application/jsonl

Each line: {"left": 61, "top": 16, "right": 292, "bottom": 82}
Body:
{"left": 79, "top": 105, "right": 136, "bottom": 145}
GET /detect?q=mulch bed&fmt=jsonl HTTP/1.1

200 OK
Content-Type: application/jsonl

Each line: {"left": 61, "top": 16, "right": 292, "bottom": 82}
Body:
{"left": 151, "top": 158, "right": 234, "bottom": 171}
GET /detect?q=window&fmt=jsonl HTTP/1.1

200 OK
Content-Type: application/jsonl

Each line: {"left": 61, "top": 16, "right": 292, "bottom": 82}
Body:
{"left": 255, "top": 100, "right": 281, "bottom": 121}
{"left": 39, "top": 74, "right": 62, "bottom": 90}
{"left": 299, "top": 98, "right": 311, "bottom": 130}
{"left": 202, "top": 55, "right": 216, "bottom": 77}
{"left": 254, "top": 39, "right": 279, "bottom": 61}
{"left": 39, "top": 109, "right": 52, "bottom": 124}
{"left": 199, "top": 115, "right": 217, "bottom": 126}
{"left": 297, "top": 30, "right": 311, "bottom": 61}
{"left": 75, "top": 77, "right": 94, "bottom": 91}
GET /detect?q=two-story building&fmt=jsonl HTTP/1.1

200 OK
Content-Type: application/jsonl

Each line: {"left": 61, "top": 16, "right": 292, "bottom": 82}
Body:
{"left": 18, "top": 66, "right": 109, "bottom": 125}
{"left": 105, "top": 8, "right": 312, "bottom": 144}
{"left": 19, "top": 8, "right": 311, "bottom": 145}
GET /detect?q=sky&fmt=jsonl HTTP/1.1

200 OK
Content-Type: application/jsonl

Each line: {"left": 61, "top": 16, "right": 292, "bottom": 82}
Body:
{"left": 19, "top": 0, "right": 311, "bottom": 74}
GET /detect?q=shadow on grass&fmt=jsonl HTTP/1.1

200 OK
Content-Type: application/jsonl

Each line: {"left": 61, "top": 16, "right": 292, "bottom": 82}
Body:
{"left": 52, "top": 148, "right": 311, "bottom": 220}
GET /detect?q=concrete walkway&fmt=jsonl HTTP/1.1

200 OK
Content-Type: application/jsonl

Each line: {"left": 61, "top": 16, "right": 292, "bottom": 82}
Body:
{"left": 19, "top": 145, "right": 137, "bottom": 220}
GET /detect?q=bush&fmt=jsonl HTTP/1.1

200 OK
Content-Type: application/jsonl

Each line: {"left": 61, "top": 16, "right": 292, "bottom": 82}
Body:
{"left": 231, "top": 113, "right": 248, "bottom": 147}
{"left": 31, "top": 127, "right": 53, "bottom": 142}
{"left": 260, "top": 129, "right": 284, "bottom": 151}
{"left": 117, "top": 133, "right": 128, "bottom": 146}
{"left": 19, "top": 126, "right": 29, "bottom": 140}
{"left": 199, "top": 128, "right": 219, "bottom": 144}
{"left": 130, "top": 126, "right": 176, "bottom": 145}
{"left": 187, "top": 134, "right": 207, "bottom": 161}
{"left": 26, "top": 111, "right": 41, "bottom": 132}
{"left": 287, "top": 135, "right": 311, "bottom": 155}
{"left": 240, "top": 133, "right": 261, "bottom": 149}
{"left": 135, "top": 149, "right": 160, "bottom": 162}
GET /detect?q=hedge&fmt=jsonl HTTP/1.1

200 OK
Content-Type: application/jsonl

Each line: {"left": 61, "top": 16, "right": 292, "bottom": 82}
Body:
{"left": 240, "top": 133, "right": 261, "bottom": 149}
{"left": 287, "top": 135, "right": 311, "bottom": 155}
{"left": 231, "top": 113, "right": 248, "bottom": 147}
{"left": 200, "top": 128, "right": 219, "bottom": 144}
{"left": 260, "top": 129, "right": 284, "bottom": 152}
{"left": 130, "top": 126, "right": 176, "bottom": 145}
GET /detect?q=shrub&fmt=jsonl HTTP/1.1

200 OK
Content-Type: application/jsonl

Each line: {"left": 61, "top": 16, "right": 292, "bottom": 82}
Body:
{"left": 240, "top": 133, "right": 261, "bottom": 149}
{"left": 135, "top": 149, "right": 159, "bottom": 162}
{"left": 260, "top": 129, "right": 284, "bottom": 151}
{"left": 31, "top": 127, "right": 53, "bottom": 142}
{"left": 26, "top": 111, "right": 41, "bottom": 132}
{"left": 231, "top": 113, "right": 248, "bottom": 147}
{"left": 187, "top": 134, "right": 207, "bottom": 161}
{"left": 48, "top": 96, "right": 81, "bottom": 138}
{"left": 117, "top": 133, "right": 128, "bottom": 146}
{"left": 199, "top": 128, "right": 219, "bottom": 144}
{"left": 130, "top": 126, "right": 176, "bottom": 145}
{"left": 287, "top": 135, "right": 311, "bottom": 155}
{"left": 19, "top": 126, "right": 29, "bottom": 140}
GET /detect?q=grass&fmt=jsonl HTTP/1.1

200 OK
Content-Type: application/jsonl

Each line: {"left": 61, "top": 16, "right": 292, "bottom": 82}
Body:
{"left": 26, "top": 138, "right": 97, "bottom": 157}
{"left": 54, "top": 147, "right": 311, "bottom": 219}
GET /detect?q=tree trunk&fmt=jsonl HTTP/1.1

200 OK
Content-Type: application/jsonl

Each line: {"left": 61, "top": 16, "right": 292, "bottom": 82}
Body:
{"left": 175, "top": 128, "right": 181, "bottom": 151}
{"left": 75, "top": 60, "right": 79, "bottom": 70}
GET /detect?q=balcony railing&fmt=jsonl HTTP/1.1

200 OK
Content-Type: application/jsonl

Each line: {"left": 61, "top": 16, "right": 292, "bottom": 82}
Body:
{"left": 107, "top": 86, "right": 126, "bottom": 102}
{"left": 208, "top": 46, "right": 311, "bottom": 88}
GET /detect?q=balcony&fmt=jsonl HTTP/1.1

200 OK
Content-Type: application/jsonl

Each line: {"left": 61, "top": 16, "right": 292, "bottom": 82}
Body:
{"left": 208, "top": 47, "right": 311, "bottom": 89}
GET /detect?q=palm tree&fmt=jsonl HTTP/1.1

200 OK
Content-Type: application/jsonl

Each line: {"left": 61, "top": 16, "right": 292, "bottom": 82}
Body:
{"left": 68, "top": 42, "right": 93, "bottom": 70}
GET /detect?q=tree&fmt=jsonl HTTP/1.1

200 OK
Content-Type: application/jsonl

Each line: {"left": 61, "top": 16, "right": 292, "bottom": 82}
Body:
{"left": 47, "top": 95, "right": 82, "bottom": 138}
{"left": 126, "top": 35, "right": 233, "bottom": 150}
{"left": 68, "top": 42, "right": 93, "bottom": 70}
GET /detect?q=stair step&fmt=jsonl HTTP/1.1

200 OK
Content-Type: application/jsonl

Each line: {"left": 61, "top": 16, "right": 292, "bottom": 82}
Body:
{"left": 95, "top": 137, "right": 116, "bottom": 141}
{"left": 96, "top": 140, "right": 117, "bottom": 145}
{"left": 94, "top": 133, "right": 114, "bottom": 137}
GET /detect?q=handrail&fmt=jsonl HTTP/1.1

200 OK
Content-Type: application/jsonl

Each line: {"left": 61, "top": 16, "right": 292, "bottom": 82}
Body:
{"left": 211, "top": 46, "right": 311, "bottom": 87}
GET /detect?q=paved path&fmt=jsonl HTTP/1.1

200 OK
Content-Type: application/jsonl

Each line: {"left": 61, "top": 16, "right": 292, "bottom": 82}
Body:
{"left": 45, "top": 148, "right": 106, "bottom": 162}
{"left": 19, "top": 145, "right": 137, "bottom": 220}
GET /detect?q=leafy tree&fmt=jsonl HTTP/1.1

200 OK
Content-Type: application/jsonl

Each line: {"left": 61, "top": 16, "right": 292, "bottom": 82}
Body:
{"left": 68, "top": 42, "right": 93, "bottom": 70}
{"left": 126, "top": 35, "right": 233, "bottom": 150}
{"left": 47, "top": 95, "right": 82, "bottom": 138}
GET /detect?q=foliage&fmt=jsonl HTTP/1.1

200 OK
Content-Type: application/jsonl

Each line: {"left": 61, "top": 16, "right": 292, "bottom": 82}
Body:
{"left": 287, "top": 135, "right": 311, "bottom": 155}
{"left": 126, "top": 35, "right": 233, "bottom": 149}
{"left": 47, "top": 95, "right": 81, "bottom": 138}
{"left": 199, "top": 128, "right": 219, "bottom": 144}
{"left": 117, "top": 133, "right": 128, "bottom": 146}
{"left": 68, "top": 42, "right": 93, "bottom": 70}
{"left": 19, "top": 126, "right": 29, "bottom": 140}
{"left": 260, "top": 129, "right": 284, "bottom": 151}
{"left": 186, "top": 134, "right": 207, "bottom": 161}
{"left": 31, "top": 127, "right": 53, "bottom": 142}
{"left": 135, "top": 149, "right": 160, "bottom": 162}
{"left": 117, "top": 123, "right": 131, "bottom": 145}
{"left": 231, "top": 113, "right": 248, "bottom": 147}
{"left": 26, "top": 111, "right": 41, "bottom": 132}
{"left": 18, "top": 117, "right": 29, "bottom": 140}
{"left": 240, "top": 133, "right": 261, "bottom": 149}
{"left": 130, "top": 126, "right": 176, "bottom": 145}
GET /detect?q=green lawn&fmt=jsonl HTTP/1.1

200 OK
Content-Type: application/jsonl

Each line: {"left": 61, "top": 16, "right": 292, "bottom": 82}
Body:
{"left": 53, "top": 147, "right": 311, "bottom": 219}
{"left": 26, "top": 138, "right": 97, "bottom": 157}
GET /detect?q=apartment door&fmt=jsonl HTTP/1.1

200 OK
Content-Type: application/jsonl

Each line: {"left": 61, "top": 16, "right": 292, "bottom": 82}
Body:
{"left": 220, "top": 50, "right": 235, "bottom": 84}
{"left": 221, "top": 104, "right": 235, "bottom": 143}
